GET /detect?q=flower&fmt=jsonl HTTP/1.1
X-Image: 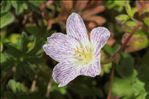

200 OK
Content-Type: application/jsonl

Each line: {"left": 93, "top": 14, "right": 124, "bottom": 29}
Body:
{"left": 43, "top": 13, "right": 110, "bottom": 87}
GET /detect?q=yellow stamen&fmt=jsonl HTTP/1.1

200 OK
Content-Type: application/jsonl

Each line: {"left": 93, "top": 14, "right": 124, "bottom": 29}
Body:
{"left": 75, "top": 46, "right": 94, "bottom": 65}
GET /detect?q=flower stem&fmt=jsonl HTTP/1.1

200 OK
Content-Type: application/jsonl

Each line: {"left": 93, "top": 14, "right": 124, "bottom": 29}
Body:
{"left": 106, "top": 21, "right": 142, "bottom": 99}
{"left": 107, "top": 64, "right": 114, "bottom": 99}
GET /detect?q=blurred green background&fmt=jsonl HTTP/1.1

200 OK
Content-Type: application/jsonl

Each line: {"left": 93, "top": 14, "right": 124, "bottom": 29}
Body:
{"left": 0, "top": 0, "right": 149, "bottom": 99}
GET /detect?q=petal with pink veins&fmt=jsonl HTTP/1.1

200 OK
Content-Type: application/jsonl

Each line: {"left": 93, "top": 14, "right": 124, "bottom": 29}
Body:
{"left": 80, "top": 57, "right": 101, "bottom": 77}
{"left": 52, "top": 62, "right": 80, "bottom": 87}
{"left": 66, "top": 13, "right": 89, "bottom": 45}
{"left": 90, "top": 27, "right": 110, "bottom": 56}
{"left": 43, "top": 33, "right": 79, "bottom": 62}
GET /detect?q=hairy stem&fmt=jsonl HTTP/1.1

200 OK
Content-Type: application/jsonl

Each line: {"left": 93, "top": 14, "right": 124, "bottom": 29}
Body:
{"left": 106, "top": 21, "right": 142, "bottom": 99}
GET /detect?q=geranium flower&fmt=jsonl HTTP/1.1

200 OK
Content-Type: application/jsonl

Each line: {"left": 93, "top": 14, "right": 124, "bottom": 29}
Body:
{"left": 43, "top": 13, "right": 110, "bottom": 87}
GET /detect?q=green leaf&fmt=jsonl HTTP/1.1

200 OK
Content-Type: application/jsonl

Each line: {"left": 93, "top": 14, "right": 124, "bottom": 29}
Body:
{"left": 116, "top": 52, "right": 134, "bottom": 77}
{"left": 104, "top": 44, "right": 120, "bottom": 56}
{"left": 112, "top": 70, "right": 147, "bottom": 99}
{"left": 45, "top": 81, "right": 62, "bottom": 96}
{"left": 28, "top": 37, "right": 44, "bottom": 55}
{"left": 8, "top": 34, "right": 21, "bottom": 48}
{"left": 25, "top": 24, "right": 45, "bottom": 36}
{"left": 131, "top": 8, "right": 137, "bottom": 17}
{"left": 105, "top": 1, "right": 125, "bottom": 12}
{"left": 143, "top": 17, "right": 149, "bottom": 27}
{"left": 125, "top": 2, "right": 133, "bottom": 18}
{"left": 0, "top": 1, "right": 11, "bottom": 14}
{"left": 17, "top": 2, "right": 28, "bottom": 15}
{"left": 136, "top": 49, "right": 149, "bottom": 92}
{"left": 116, "top": 14, "right": 129, "bottom": 24}
{"left": 8, "top": 79, "right": 17, "bottom": 93}
{"left": 10, "top": 1, "right": 17, "bottom": 10}
{"left": 125, "top": 21, "right": 136, "bottom": 28}
{"left": 123, "top": 21, "right": 137, "bottom": 33}
{"left": 11, "top": 1, "right": 28, "bottom": 15}
{"left": 5, "top": 43, "right": 22, "bottom": 58}
{"left": 100, "top": 62, "right": 112, "bottom": 76}
{"left": 0, "top": 12, "right": 15, "bottom": 29}
{"left": 0, "top": 41, "right": 3, "bottom": 52}
{"left": 28, "top": 0, "right": 46, "bottom": 7}
{"left": 124, "top": 31, "right": 149, "bottom": 52}
{"left": 133, "top": 79, "right": 148, "bottom": 99}
{"left": 20, "top": 32, "right": 29, "bottom": 53}
{"left": 8, "top": 79, "right": 28, "bottom": 93}
{"left": 0, "top": 52, "right": 8, "bottom": 64}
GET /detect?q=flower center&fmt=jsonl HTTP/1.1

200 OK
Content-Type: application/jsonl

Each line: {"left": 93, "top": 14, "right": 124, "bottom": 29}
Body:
{"left": 74, "top": 46, "right": 94, "bottom": 65}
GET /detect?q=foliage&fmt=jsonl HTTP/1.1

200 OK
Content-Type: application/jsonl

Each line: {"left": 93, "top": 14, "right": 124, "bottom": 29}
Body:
{"left": 0, "top": 0, "right": 149, "bottom": 99}
{"left": 112, "top": 70, "right": 147, "bottom": 99}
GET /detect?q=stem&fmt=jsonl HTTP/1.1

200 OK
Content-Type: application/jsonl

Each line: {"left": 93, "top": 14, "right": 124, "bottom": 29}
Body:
{"left": 107, "top": 65, "right": 114, "bottom": 99}
{"left": 106, "top": 22, "right": 142, "bottom": 99}
{"left": 30, "top": 75, "right": 38, "bottom": 92}
{"left": 119, "top": 22, "right": 142, "bottom": 52}
{"left": 45, "top": 78, "right": 52, "bottom": 97}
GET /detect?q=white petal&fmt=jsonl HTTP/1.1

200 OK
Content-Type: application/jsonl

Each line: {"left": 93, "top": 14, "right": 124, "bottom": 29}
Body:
{"left": 90, "top": 27, "right": 110, "bottom": 56}
{"left": 43, "top": 33, "right": 79, "bottom": 62}
{"left": 66, "top": 13, "right": 89, "bottom": 42}
{"left": 80, "top": 59, "right": 101, "bottom": 77}
{"left": 52, "top": 62, "right": 80, "bottom": 87}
